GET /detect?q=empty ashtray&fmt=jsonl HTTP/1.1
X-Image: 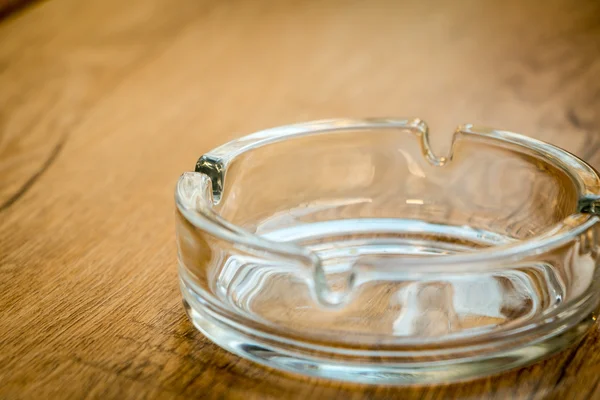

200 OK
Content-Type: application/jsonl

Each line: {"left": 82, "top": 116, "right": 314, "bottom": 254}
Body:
{"left": 175, "top": 118, "right": 600, "bottom": 385}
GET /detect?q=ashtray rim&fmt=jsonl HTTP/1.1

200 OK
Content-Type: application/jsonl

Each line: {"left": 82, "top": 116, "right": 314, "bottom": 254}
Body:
{"left": 176, "top": 118, "right": 600, "bottom": 272}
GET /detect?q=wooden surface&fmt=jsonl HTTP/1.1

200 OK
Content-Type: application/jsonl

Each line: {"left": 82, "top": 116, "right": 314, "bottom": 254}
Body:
{"left": 1, "top": 0, "right": 600, "bottom": 398}
{"left": 0, "top": 0, "right": 36, "bottom": 18}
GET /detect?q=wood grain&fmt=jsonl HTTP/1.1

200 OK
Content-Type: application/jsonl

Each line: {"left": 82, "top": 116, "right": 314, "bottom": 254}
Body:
{"left": 1, "top": 0, "right": 600, "bottom": 398}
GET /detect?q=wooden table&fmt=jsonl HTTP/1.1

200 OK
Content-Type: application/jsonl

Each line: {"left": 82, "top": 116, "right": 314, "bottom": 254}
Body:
{"left": 1, "top": 0, "right": 600, "bottom": 398}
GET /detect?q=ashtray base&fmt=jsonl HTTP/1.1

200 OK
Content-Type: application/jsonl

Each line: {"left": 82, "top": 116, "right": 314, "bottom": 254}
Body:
{"left": 181, "top": 278, "right": 596, "bottom": 385}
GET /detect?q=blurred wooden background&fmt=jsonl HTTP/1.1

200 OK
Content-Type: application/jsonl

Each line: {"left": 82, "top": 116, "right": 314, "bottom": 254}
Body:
{"left": 1, "top": 0, "right": 600, "bottom": 398}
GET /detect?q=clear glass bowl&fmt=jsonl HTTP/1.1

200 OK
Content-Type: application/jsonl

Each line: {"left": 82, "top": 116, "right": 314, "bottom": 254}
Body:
{"left": 175, "top": 118, "right": 600, "bottom": 385}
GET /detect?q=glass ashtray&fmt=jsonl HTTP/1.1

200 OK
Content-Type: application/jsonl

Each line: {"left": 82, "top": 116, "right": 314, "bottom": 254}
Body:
{"left": 175, "top": 118, "right": 600, "bottom": 385}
